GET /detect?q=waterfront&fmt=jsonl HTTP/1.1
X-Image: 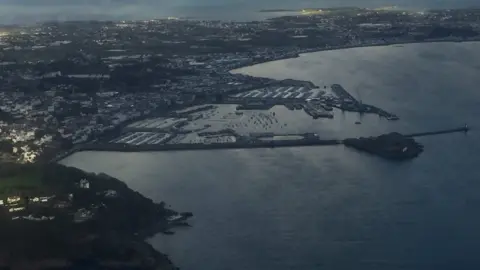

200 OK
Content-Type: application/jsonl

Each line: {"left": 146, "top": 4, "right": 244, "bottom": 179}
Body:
{"left": 61, "top": 42, "right": 480, "bottom": 270}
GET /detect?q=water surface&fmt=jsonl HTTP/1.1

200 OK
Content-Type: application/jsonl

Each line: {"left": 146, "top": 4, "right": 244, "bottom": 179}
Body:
{"left": 62, "top": 42, "right": 480, "bottom": 270}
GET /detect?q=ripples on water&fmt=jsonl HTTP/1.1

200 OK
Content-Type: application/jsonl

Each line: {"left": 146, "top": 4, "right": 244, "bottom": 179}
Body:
{"left": 61, "top": 42, "right": 480, "bottom": 270}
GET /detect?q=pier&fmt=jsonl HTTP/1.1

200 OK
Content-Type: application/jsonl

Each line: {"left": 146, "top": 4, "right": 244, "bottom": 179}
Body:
{"left": 405, "top": 125, "right": 470, "bottom": 138}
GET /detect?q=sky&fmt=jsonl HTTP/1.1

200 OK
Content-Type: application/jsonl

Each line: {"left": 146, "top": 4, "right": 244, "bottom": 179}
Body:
{"left": 0, "top": 0, "right": 479, "bottom": 24}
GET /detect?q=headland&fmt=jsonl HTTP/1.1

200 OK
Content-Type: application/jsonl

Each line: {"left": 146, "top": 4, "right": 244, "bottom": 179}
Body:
{"left": 0, "top": 163, "right": 192, "bottom": 269}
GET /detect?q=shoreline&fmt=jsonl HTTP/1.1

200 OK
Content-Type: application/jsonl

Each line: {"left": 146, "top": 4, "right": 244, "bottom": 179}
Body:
{"left": 54, "top": 39, "right": 480, "bottom": 162}
{"left": 0, "top": 162, "right": 192, "bottom": 269}
{"left": 229, "top": 38, "right": 480, "bottom": 73}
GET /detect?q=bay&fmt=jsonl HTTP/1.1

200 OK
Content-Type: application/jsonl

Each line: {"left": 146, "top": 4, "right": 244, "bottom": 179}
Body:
{"left": 61, "top": 41, "right": 480, "bottom": 270}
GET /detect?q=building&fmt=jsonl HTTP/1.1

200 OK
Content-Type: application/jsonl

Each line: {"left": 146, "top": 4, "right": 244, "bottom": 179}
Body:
{"left": 9, "top": 206, "right": 25, "bottom": 212}
{"left": 7, "top": 196, "right": 21, "bottom": 204}
{"left": 74, "top": 208, "right": 93, "bottom": 223}
{"left": 79, "top": 178, "right": 90, "bottom": 189}
{"left": 105, "top": 190, "right": 118, "bottom": 198}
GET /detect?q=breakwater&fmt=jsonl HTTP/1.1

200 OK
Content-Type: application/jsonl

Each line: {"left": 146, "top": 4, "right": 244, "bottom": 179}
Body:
{"left": 73, "top": 138, "right": 342, "bottom": 153}
{"left": 52, "top": 125, "right": 471, "bottom": 162}
{"left": 405, "top": 126, "right": 469, "bottom": 138}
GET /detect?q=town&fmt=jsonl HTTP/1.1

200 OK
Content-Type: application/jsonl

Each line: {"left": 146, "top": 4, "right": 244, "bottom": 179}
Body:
{"left": 1, "top": 7, "right": 479, "bottom": 163}
{"left": 0, "top": 6, "right": 479, "bottom": 269}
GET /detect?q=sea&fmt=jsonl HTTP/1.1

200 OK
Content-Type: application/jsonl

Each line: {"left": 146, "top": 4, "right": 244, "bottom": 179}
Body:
{"left": 61, "top": 41, "right": 480, "bottom": 270}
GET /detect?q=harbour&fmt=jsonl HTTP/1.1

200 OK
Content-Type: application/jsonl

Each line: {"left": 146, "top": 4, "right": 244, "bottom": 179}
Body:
{"left": 60, "top": 42, "right": 480, "bottom": 270}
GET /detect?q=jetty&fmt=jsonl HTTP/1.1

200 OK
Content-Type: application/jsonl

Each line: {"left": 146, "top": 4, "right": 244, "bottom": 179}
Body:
{"left": 405, "top": 125, "right": 470, "bottom": 138}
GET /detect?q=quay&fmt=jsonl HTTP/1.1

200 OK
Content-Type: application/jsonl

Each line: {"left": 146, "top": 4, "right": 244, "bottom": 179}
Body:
{"left": 74, "top": 138, "right": 342, "bottom": 153}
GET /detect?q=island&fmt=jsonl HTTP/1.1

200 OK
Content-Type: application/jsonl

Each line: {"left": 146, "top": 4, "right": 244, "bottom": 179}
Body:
{"left": 0, "top": 163, "right": 191, "bottom": 269}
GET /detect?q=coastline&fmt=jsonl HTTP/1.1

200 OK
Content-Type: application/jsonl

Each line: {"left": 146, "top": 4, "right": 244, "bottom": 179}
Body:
{"left": 229, "top": 38, "right": 480, "bottom": 73}
{"left": 0, "top": 163, "right": 192, "bottom": 269}
{"left": 54, "top": 39, "right": 480, "bottom": 162}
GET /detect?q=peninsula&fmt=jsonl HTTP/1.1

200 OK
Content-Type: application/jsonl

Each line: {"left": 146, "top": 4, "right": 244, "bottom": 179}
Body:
{"left": 0, "top": 163, "right": 191, "bottom": 269}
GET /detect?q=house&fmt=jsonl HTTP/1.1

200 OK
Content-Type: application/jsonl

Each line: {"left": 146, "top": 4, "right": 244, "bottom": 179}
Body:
{"left": 7, "top": 196, "right": 21, "bottom": 204}
{"left": 79, "top": 179, "right": 90, "bottom": 189}
{"left": 74, "top": 208, "right": 93, "bottom": 223}
{"left": 105, "top": 190, "right": 118, "bottom": 198}
{"left": 38, "top": 195, "right": 55, "bottom": 202}
{"left": 22, "top": 215, "right": 55, "bottom": 221}
{"left": 9, "top": 207, "right": 25, "bottom": 212}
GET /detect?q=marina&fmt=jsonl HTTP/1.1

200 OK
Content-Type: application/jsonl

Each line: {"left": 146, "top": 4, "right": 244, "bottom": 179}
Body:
{"left": 229, "top": 85, "right": 325, "bottom": 102}
{"left": 223, "top": 83, "right": 399, "bottom": 121}
{"left": 110, "top": 132, "right": 173, "bottom": 145}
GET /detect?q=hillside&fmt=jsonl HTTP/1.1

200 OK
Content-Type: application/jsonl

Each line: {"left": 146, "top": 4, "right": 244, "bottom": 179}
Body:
{"left": 0, "top": 163, "right": 191, "bottom": 269}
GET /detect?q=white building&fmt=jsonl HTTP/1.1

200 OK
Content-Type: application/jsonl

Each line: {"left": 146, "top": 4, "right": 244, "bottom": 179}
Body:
{"left": 79, "top": 178, "right": 90, "bottom": 189}
{"left": 9, "top": 207, "right": 25, "bottom": 212}
{"left": 7, "top": 196, "right": 21, "bottom": 204}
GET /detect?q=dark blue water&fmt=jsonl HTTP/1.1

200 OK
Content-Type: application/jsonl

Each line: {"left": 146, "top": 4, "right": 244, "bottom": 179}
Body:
{"left": 61, "top": 42, "right": 480, "bottom": 270}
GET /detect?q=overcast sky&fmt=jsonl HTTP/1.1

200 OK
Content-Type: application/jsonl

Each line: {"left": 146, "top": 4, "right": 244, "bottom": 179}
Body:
{"left": 0, "top": 0, "right": 478, "bottom": 24}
